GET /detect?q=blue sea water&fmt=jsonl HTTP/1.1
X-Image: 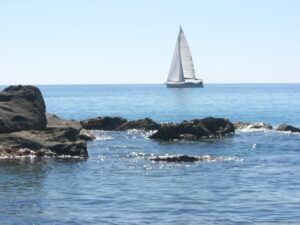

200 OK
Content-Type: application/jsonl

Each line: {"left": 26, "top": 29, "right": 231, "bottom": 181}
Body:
{"left": 0, "top": 84, "right": 300, "bottom": 224}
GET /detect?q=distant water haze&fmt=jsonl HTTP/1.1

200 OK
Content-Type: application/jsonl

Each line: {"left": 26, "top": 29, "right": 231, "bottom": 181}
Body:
{"left": 0, "top": 0, "right": 300, "bottom": 84}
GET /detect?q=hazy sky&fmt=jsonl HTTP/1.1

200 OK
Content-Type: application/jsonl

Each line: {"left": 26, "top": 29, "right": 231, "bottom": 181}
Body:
{"left": 0, "top": 0, "right": 299, "bottom": 84}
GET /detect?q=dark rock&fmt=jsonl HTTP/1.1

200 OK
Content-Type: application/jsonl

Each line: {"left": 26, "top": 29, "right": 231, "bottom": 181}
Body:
{"left": 149, "top": 155, "right": 213, "bottom": 162}
{"left": 46, "top": 113, "right": 82, "bottom": 131}
{"left": 0, "top": 113, "right": 90, "bottom": 158}
{"left": 0, "top": 85, "right": 47, "bottom": 133}
{"left": 149, "top": 123, "right": 180, "bottom": 140}
{"left": 276, "top": 124, "right": 300, "bottom": 133}
{"left": 80, "top": 116, "right": 127, "bottom": 130}
{"left": 116, "top": 117, "right": 159, "bottom": 131}
{"left": 0, "top": 128, "right": 88, "bottom": 157}
{"left": 150, "top": 117, "right": 235, "bottom": 140}
{"left": 0, "top": 87, "right": 91, "bottom": 158}
{"left": 234, "top": 121, "right": 273, "bottom": 130}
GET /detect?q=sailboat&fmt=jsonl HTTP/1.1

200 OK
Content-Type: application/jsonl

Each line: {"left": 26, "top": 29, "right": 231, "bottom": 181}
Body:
{"left": 166, "top": 27, "right": 203, "bottom": 88}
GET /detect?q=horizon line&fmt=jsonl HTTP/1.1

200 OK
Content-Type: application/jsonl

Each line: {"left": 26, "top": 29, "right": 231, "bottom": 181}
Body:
{"left": 1, "top": 82, "right": 300, "bottom": 86}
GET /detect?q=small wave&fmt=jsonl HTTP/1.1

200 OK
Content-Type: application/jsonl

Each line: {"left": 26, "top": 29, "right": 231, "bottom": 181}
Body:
{"left": 95, "top": 136, "right": 114, "bottom": 141}
{"left": 91, "top": 130, "right": 114, "bottom": 141}
{"left": 0, "top": 148, "right": 56, "bottom": 159}
{"left": 273, "top": 130, "right": 300, "bottom": 136}
{"left": 0, "top": 147, "right": 86, "bottom": 159}
{"left": 126, "top": 129, "right": 156, "bottom": 139}
{"left": 237, "top": 129, "right": 300, "bottom": 137}
{"left": 237, "top": 128, "right": 271, "bottom": 133}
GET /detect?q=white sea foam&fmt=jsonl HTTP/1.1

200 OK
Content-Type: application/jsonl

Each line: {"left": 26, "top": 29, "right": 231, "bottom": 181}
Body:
{"left": 0, "top": 146, "right": 86, "bottom": 159}
{"left": 95, "top": 136, "right": 114, "bottom": 141}
{"left": 237, "top": 128, "right": 300, "bottom": 137}
{"left": 91, "top": 130, "right": 115, "bottom": 141}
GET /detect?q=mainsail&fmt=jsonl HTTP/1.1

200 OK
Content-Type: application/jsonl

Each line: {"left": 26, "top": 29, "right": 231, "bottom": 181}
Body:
{"left": 167, "top": 33, "right": 184, "bottom": 83}
{"left": 167, "top": 27, "right": 196, "bottom": 82}
{"left": 179, "top": 27, "right": 196, "bottom": 79}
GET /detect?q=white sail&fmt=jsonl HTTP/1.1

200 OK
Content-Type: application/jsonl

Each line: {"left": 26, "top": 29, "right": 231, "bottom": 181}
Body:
{"left": 167, "top": 32, "right": 184, "bottom": 83}
{"left": 179, "top": 27, "right": 196, "bottom": 79}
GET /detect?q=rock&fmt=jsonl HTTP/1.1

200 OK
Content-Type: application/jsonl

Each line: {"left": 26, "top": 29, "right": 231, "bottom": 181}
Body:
{"left": 0, "top": 86, "right": 92, "bottom": 158}
{"left": 46, "top": 113, "right": 82, "bottom": 131}
{"left": 0, "top": 128, "right": 88, "bottom": 158}
{"left": 149, "top": 155, "right": 213, "bottom": 162}
{"left": 276, "top": 124, "right": 300, "bottom": 133}
{"left": 149, "top": 123, "right": 181, "bottom": 140}
{"left": 0, "top": 112, "right": 90, "bottom": 158}
{"left": 116, "top": 118, "right": 159, "bottom": 131}
{"left": 79, "top": 129, "right": 96, "bottom": 141}
{"left": 150, "top": 117, "right": 235, "bottom": 140}
{"left": 80, "top": 116, "right": 127, "bottom": 130}
{"left": 234, "top": 121, "right": 273, "bottom": 130}
{"left": 0, "top": 85, "right": 47, "bottom": 133}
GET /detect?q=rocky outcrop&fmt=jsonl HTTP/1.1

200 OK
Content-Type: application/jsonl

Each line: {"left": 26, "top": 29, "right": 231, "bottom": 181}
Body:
{"left": 150, "top": 117, "right": 235, "bottom": 140}
{"left": 276, "top": 124, "right": 300, "bottom": 133}
{"left": 116, "top": 118, "right": 159, "bottom": 131}
{"left": 81, "top": 116, "right": 159, "bottom": 131}
{"left": 234, "top": 121, "right": 273, "bottom": 130}
{"left": 149, "top": 155, "right": 213, "bottom": 162}
{"left": 80, "top": 116, "right": 127, "bottom": 130}
{"left": 0, "top": 85, "right": 47, "bottom": 133}
{"left": 0, "top": 113, "right": 91, "bottom": 158}
{"left": 0, "top": 128, "right": 87, "bottom": 157}
{"left": 0, "top": 86, "right": 93, "bottom": 158}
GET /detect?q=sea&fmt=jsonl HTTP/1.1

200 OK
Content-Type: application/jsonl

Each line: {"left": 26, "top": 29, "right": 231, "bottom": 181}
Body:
{"left": 0, "top": 84, "right": 300, "bottom": 225}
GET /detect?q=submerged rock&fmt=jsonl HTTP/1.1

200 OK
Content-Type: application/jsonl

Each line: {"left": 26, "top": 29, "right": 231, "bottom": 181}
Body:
{"left": 276, "top": 124, "right": 300, "bottom": 133}
{"left": 149, "top": 155, "right": 213, "bottom": 162}
{"left": 116, "top": 117, "right": 159, "bottom": 131}
{"left": 234, "top": 121, "right": 273, "bottom": 130}
{"left": 0, "top": 85, "right": 47, "bottom": 133}
{"left": 150, "top": 117, "right": 235, "bottom": 140}
{"left": 80, "top": 116, "right": 127, "bottom": 130}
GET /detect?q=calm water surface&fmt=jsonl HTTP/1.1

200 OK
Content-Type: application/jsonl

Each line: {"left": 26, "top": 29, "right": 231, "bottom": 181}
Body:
{"left": 0, "top": 84, "right": 299, "bottom": 224}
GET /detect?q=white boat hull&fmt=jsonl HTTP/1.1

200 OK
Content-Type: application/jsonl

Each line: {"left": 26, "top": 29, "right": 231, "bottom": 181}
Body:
{"left": 166, "top": 80, "right": 203, "bottom": 88}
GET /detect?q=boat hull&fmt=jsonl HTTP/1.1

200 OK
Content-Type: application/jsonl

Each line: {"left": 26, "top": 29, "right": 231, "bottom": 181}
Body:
{"left": 166, "top": 81, "right": 204, "bottom": 88}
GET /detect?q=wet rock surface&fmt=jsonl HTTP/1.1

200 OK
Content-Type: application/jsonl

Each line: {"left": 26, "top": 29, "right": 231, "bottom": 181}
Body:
{"left": 116, "top": 117, "right": 159, "bottom": 131}
{"left": 81, "top": 116, "right": 160, "bottom": 131}
{"left": 0, "top": 113, "right": 90, "bottom": 158}
{"left": 0, "top": 85, "right": 47, "bottom": 133}
{"left": 0, "top": 86, "right": 91, "bottom": 158}
{"left": 80, "top": 116, "right": 127, "bottom": 130}
{"left": 0, "top": 129, "right": 88, "bottom": 157}
{"left": 276, "top": 124, "right": 300, "bottom": 133}
{"left": 150, "top": 117, "right": 235, "bottom": 140}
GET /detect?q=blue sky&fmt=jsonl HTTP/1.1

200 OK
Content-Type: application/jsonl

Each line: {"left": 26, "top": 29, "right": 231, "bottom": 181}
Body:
{"left": 0, "top": 0, "right": 299, "bottom": 84}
